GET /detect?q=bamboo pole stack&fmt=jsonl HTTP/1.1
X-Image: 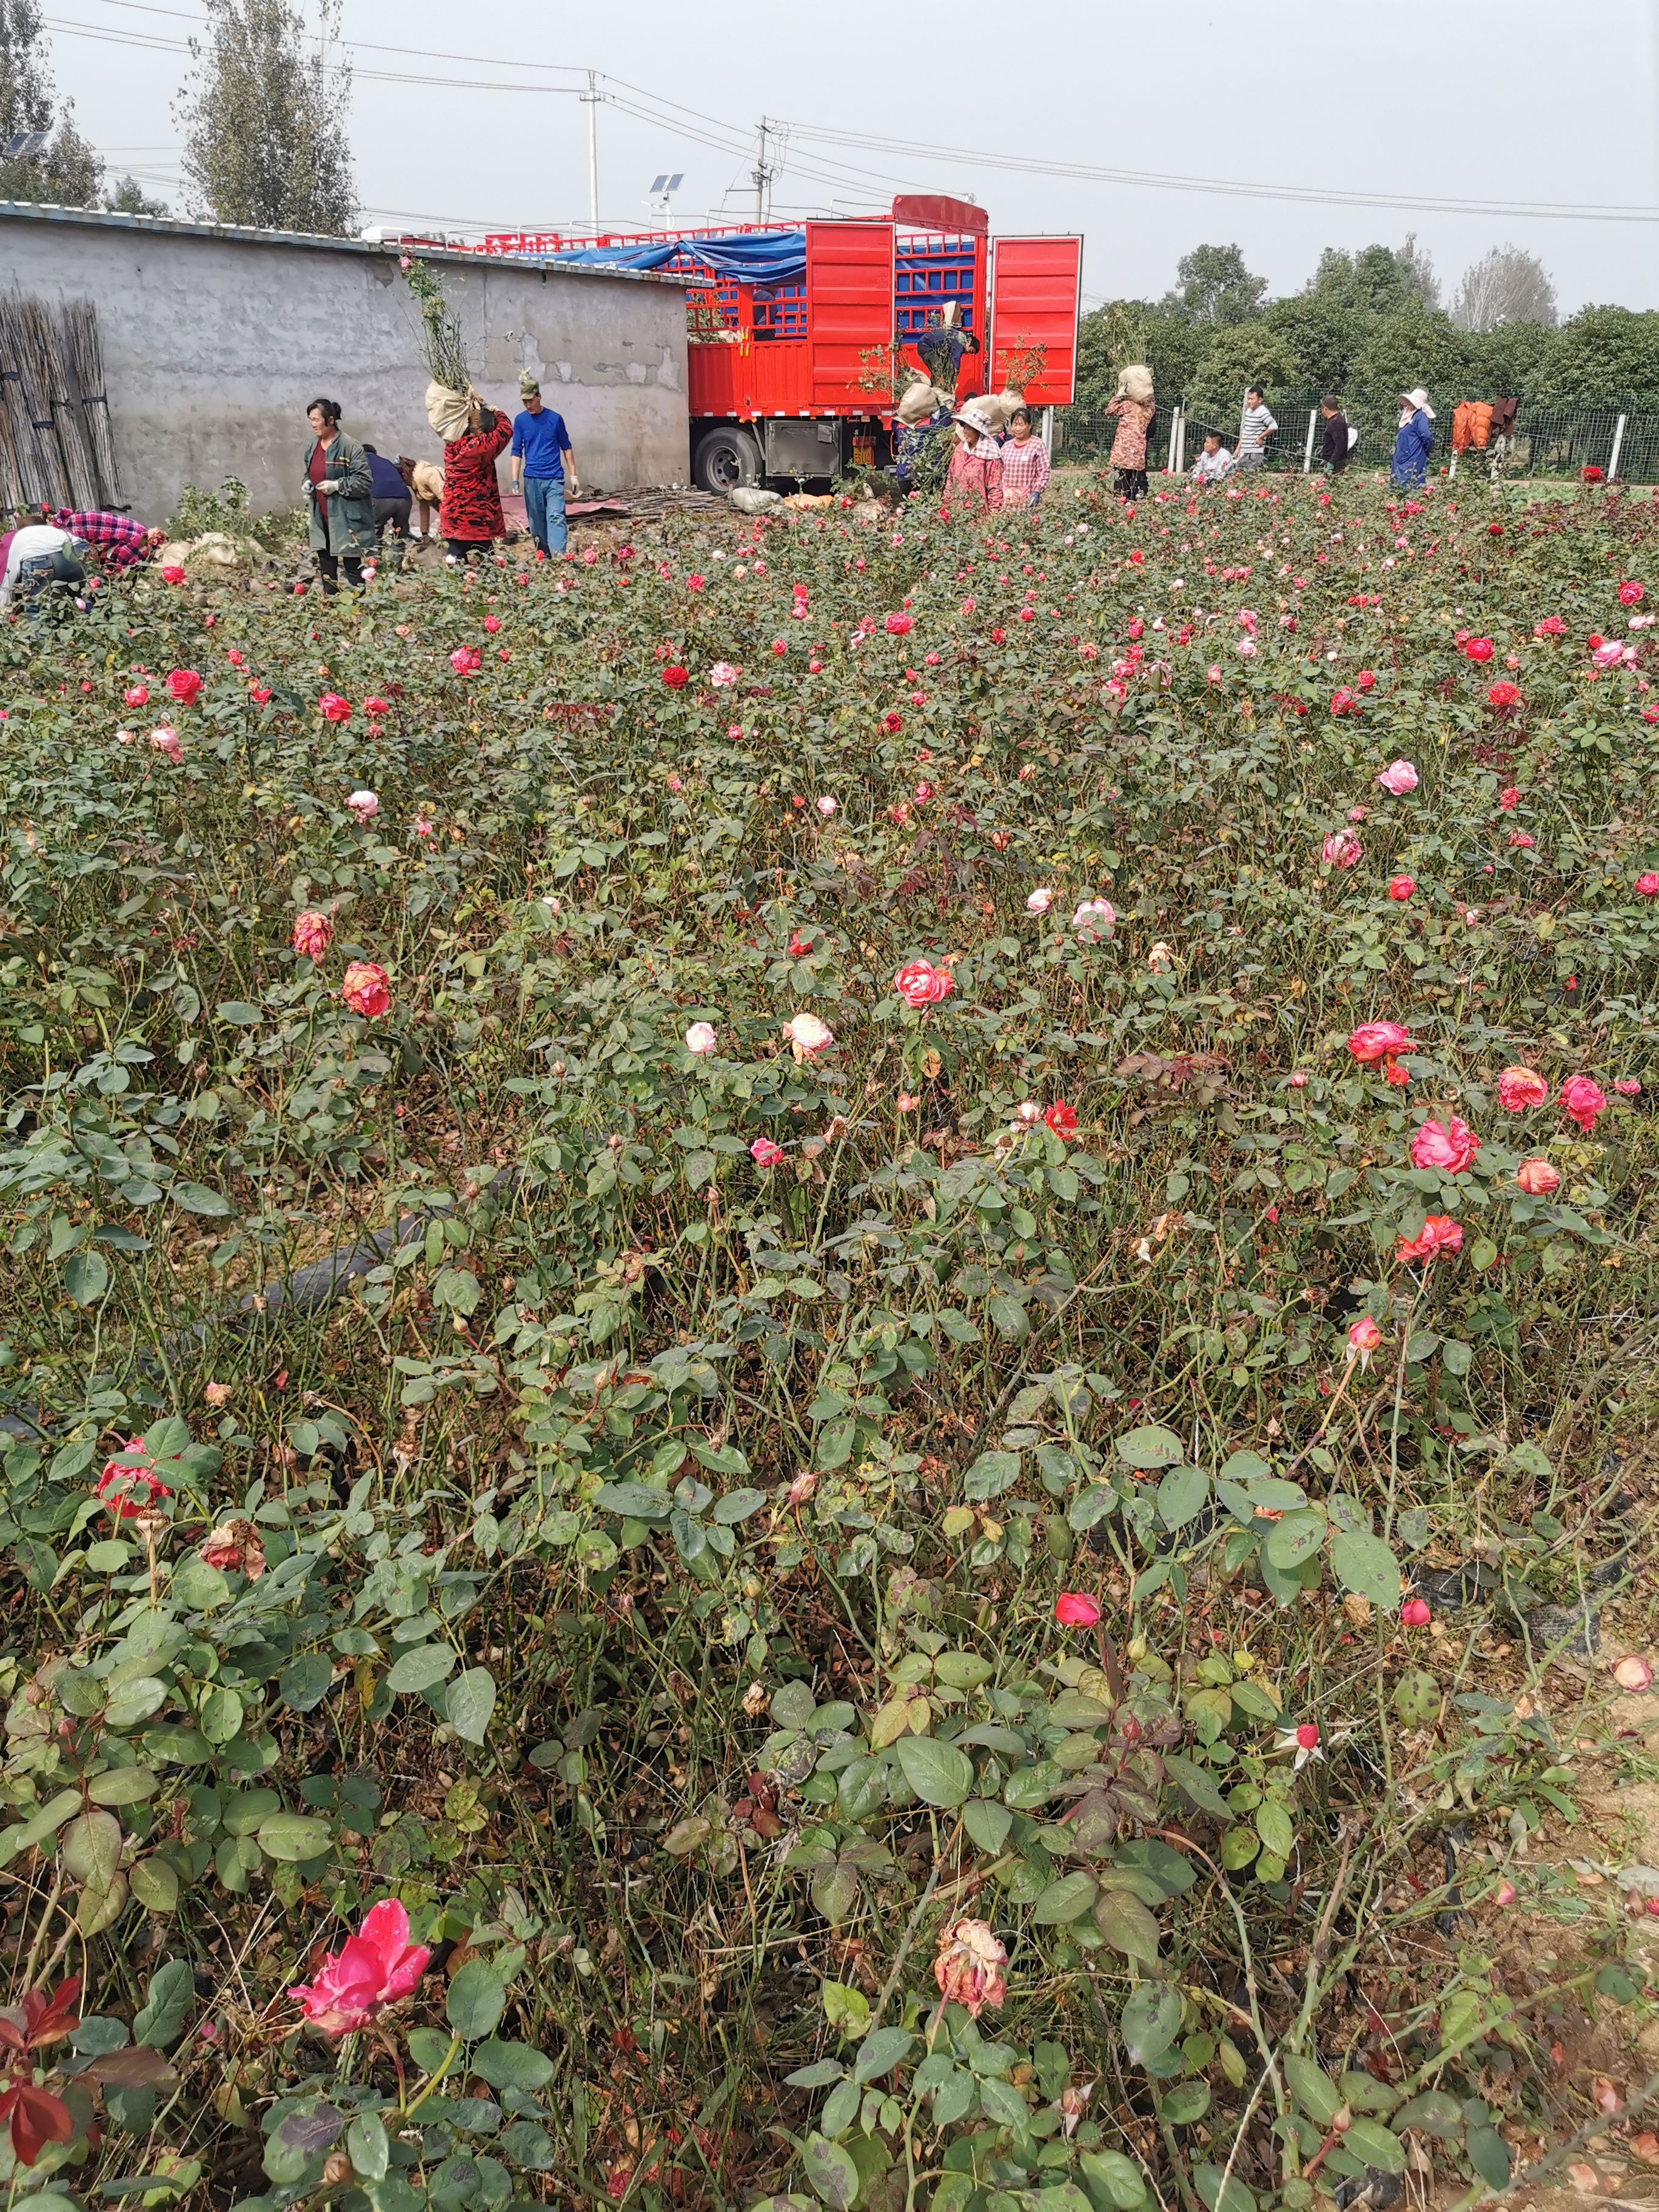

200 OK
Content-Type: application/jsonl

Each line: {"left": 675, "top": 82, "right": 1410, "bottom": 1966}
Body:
{"left": 0, "top": 290, "right": 122, "bottom": 516}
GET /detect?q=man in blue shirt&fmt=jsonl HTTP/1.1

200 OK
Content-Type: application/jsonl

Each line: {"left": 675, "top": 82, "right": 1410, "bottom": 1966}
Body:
{"left": 361, "top": 444, "right": 412, "bottom": 565}
{"left": 509, "top": 374, "right": 580, "bottom": 555}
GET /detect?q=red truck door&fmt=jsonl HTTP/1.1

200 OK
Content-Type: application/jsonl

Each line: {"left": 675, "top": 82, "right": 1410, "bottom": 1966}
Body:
{"left": 988, "top": 235, "right": 1082, "bottom": 406}
{"left": 805, "top": 221, "right": 896, "bottom": 412}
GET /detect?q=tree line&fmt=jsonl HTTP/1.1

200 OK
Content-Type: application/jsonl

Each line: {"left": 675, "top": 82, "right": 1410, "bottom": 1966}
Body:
{"left": 1079, "top": 240, "right": 1659, "bottom": 414}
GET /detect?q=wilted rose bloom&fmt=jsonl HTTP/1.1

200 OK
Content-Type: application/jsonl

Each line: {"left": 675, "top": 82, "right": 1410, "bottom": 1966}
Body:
{"left": 318, "top": 692, "right": 351, "bottom": 723}
{"left": 1044, "top": 1101, "right": 1079, "bottom": 1141}
{"left": 709, "top": 662, "right": 739, "bottom": 687}
{"left": 290, "top": 1900, "right": 430, "bottom": 2036}
{"left": 1410, "top": 1116, "right": 1480, "bottom": 1174}
{"left": 363, "top": 696, "right": 389, "bottom": 717}
{"left": 1376, "top": 760, "right": 1418, "bottom": 794}
{"left": 341, "top": 961, "right": 391, "bottom": 1018}
{"left": 1014, "top": 1101, "right": 1044, "bottom": 1127}
{"left": 1025, "top": 887, "right": 1053, "bottom": 914}
{"left": 149, "top": 726, "right": 182, "bottom": 763}
{"left": 1498, "top": 786, "right": 1520, "bottom": 810}
{"left": 1388, "top": 875, "right": 1416, "bottom": 900}
{"left": 750, "top": 1136, "right": 785, "bottom": 1167}
{"left": 199, "top": 1517, "right": 265, "bottom": 1579}
{"left": 1330, "top": 687, "right": 1358, "bottom": 716}
{"left": 96, "top": 1442, "right": 170, "bottom": 1521}
{"left": 1054, "top": 1590, "right": 1101, "bottom": 1626}
{"left": 1515, "top": 1158, "right": 1560, "bottom": 1196}
{"left": 1509, "top": 830, "right": 1534, "bottom": 849}
{"left": 1616, "top": 1078, "right": 1642, "bottom": 1096}
{"left": 1072, "top": 897, "right": 1116, "bottom": 940}
{"left": 292, "top": 910, "right": 333, "bottom": 960}
{"left": 346, "top": 788, "right": 378, "bottom": 821}
{"left": 1395, "top": 1215, "right": 1464, "bottom": 1264}
{"left": 894, "top": 958, "right": 954, "bottom": 1008}
{"left": 1322, "top": 829, "right": 1362, "bottom": 868}
{"left": 124, "top": 684, "right": 149, "bottom": 707}
{"left": 166, "top": 667, "right": 202, "bottom": 704}
{"left": 449, "top": 645, "right": 482, "bottom": 675}
{"left": 1497, "top": 1066, "right": 1549, "bottom": 1112}
{"left": 1289, "top": 1070, "right": 1308, "bottom": 1088}
{"left": 934, "top": 1919, "right": 1007, "bottom": 2019}
{"left": 1613, "top": 1655, "right": 1654, "bottom": 1693}
{"left": 785, "top": 1012, "right": 834, "bottom": 1057}
{"left": 684, "top": 1022, "right": 717, "bottom": 1056}
{"left": 1561, "top": 1074, "right": 1608, "bottom": 1132}
{"left": 1347, "top": 1021, "right": 1412, "bottom": 1065}
{"left": 815, "top": 795, "right": 837, "bottom": 818}
{"left": 1347, "top": 1315, "right": 1382, "bottom": 1368}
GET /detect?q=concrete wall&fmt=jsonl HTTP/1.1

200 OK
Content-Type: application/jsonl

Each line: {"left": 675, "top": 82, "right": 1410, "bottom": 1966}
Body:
{"left": 0, "top": 204, "right": 689, "bottom": 521}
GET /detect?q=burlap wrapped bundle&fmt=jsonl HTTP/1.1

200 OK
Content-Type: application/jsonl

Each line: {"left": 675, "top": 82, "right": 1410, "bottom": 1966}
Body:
{"left": 1116, "top": 364, "right": 1154, "bottom": 404}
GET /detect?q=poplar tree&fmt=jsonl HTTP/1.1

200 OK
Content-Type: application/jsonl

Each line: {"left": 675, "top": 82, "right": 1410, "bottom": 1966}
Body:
{"left": 176, "top": 0, "right": 356, "bottom": 236}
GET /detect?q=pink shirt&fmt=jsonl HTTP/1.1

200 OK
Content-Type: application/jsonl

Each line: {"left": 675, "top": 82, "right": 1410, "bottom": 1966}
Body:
{"left": 999, "top": 436, "right": 1050, "bottom": 507}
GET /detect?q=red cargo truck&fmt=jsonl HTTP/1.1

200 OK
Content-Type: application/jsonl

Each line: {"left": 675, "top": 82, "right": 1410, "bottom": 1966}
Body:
{"left": 482, "top": 195, "right": 1081, "bottom": 492}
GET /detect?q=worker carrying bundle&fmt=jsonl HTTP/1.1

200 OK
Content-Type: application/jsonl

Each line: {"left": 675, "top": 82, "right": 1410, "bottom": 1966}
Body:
{"left": 893, "top": 378, "right": 953, "bottom": 495}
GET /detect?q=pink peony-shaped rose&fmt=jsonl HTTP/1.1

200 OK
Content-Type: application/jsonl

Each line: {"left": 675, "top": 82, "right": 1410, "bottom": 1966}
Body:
{"left": 290, "top": 1899, "right": 431, "bottom": 2036}
{"left": 709, "top": 662, "right": 739, "bottom": 687}
{"left": 341, "top": 961, "right": 390, "bottom": 1019}
{"left": 149, "top": 726, "right": 182, "bottom": 763}
{"left": 749, "top": 1136, "right": 785, "bottom": 1167}
{"left": 1409, "top": 1116, "right": 1479, "bottom": 1174}
{"left": 449, "top": 645, "right": 482, "bottom": 675}
{"left": 894, "top": 958, "right": 954, "bottom": 1008}
{"left": 346, "top": 788, "right": 378, "bottom": 822}
{"left": 684, "top": 1022, "right": 717, "bottom": 1056}
{"left": 292, "top": 910, "right": 333, "bottom": 960}
{"left": 1515, "top": 1158, "right": 1560, "bottom": 1196}
{"left": 165, "top": 668, "right": 202, "bottom": 705}
{"left": 933, "top": 1918, "right": 1007, "bottom": 2020}
{"left": 785, "top": 1012, "right": 834, "bottom": 1058}
{"left": 883, "top": 612, "right": 913, "bottom": 634}
{"left": 1497, "top": 1066, "right": 1549, "bottom": 1112}
{"left": 1376, "top": 760, "right": 1418, "bottom": 795}
{"left": 1561, "top": 1074, "right": 1607, "bottom": 1132}
{"left": 1347, "top": 1021, "right": 1412, "bottom": 1066}
{"left": 1322, "top": 829, "right": 1362, "bottom": 868}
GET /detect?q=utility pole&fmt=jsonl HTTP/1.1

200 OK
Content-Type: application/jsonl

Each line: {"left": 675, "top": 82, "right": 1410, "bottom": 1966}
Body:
{"left": 751, "top": 118, "right": 774, "bottom": 224}
{"left": 583, "top": 70, "right": 600, "bottom": 233}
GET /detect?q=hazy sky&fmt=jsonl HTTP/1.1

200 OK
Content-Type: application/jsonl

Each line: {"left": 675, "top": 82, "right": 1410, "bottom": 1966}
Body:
{"left": 44, "top": 0, "right": 1659, "bottom": 315}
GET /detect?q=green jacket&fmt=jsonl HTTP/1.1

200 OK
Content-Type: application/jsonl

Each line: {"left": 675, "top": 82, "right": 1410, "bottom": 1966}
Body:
{"left": 303, "top": 431, "right": 376, "bottom": 558}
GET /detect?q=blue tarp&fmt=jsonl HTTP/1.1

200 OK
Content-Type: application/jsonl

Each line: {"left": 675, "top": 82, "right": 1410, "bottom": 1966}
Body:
{"left": 541, "top": 230, "right": 807, "bottom": 283}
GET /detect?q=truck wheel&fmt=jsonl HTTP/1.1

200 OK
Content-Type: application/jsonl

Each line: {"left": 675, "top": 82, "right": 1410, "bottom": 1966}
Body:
{"left": 694, "top": 424, "right": 762, "bottom": 493}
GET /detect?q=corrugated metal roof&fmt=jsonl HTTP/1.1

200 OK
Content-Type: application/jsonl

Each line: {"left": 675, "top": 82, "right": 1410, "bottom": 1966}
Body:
{"left": 0, "top": 199, "right": 696, "bottom": 283}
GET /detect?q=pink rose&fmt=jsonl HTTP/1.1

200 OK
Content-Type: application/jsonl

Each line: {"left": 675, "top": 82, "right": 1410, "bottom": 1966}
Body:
{"left": 341, "top": 961, "right": 390, "bottom": 1018}
{"left": 1561, "top": 1074, "right": 1607, "bottom": 1133}
{"left": 1322, "top": 830, "right": 1362, "bottom": 868}
{"left": 1497, "top": 1066, "right": 1548, "bottom": 1112}
{"left": 750, "top": 1136, "right": 785, "bottom": 1167}
{"left": 1054, "top": 1591, "right": 1101, "bottom": 1626}
{"left": 1409, "top": 1116, "right": 1479, "bottom": 1174}
{"left": 290, "top": 1899, "right": 430, "bottom": 2036}
{"left": 318, "top": 692, "right": 351, "bottom": 723}
{"left": 1347, "top": 1021, "right": 1412, "bottom": 1066}
{"left": 346, "top": 788, "right": 378, "bottom": 821}
{"left": 1376, "top": 760, "right": 1418, "bottom": 795}
{"left": 894, "top": 958, "right": 953, "bottom": 1008}
{"left": 1025, "top": 888, "right": 1053, "bottom": 914}
{"left": 933, "top": 1918, "right": 1007, "bottom": 2020}
{"left": 1347, "top": 1315, "right": 1382, "bottom": 1368}
{"left": 684, "top": 1022, "right": 717, "bottom": 1056}
{"left": 292, "top": 910, "right": 333, "bottom": 961}
{"left": 1515, "top": 1158, "right": 1560, "bottom": 1196}
{"left": 165, "top": 668, "right": 201, "bottom": 704}
{"left": 1071, "top": 897, "right": 1116, "bottom": 940}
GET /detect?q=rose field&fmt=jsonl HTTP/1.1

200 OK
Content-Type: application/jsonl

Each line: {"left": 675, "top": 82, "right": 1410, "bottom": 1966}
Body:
{"left": 2, "top": 468, "right": 1659, "bottom": 2212}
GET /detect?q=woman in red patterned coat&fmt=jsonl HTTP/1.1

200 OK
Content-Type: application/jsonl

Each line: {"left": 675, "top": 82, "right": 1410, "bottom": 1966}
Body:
{"left": 438, "top": 400, "right": 512, "bottom": 561}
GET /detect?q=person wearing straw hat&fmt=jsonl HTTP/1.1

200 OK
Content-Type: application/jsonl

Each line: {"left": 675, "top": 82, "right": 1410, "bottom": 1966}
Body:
{"left": 893, "top": 379, "right": 951, "bottom": 495}
{"left": 1392, "top": 387, "right": 1436, "bottom": 488}
{"left": 939, "top": 397, "right": 1005, "bottom": 521}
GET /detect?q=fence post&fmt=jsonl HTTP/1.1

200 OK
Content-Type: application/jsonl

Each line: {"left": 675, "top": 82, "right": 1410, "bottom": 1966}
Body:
{"left": 1609, "top": 413, "right": 1627, "bottom": 483}
{"left": 1302, "top": 409, "right": 1317, "bottom": 474}
{"left": 1041, "top": 405, "right": 1054, "bottom": 459}
{"left": 1167, "top": 404, "right": 1182, "bottom": 477}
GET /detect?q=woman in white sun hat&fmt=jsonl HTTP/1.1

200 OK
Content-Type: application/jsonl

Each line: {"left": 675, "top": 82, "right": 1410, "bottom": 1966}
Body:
{"left": 1392, "top": 386, "right": 1436, "bottom": 488}
{"left": 939, "top": 395, "right": 1005, "bottom": 521}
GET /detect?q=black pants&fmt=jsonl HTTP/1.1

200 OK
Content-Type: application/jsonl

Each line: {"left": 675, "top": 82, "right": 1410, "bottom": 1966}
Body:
{"left": 445, "top": 538, "right": 493, "bottom": 563}
{"left": 316, "top": 548, "right": 363, "bottom": 592}
{"left": 1114, "top": 467, "right": 1148, "bottom": 500}
{"left": 374, "top": 495, "right": 412, "bottom": 539}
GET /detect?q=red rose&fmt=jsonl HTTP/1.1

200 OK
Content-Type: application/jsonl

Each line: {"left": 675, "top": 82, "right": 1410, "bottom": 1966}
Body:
{"left": 1054, "top": 1592, "right": 1101, "bottom": 1627}
{"left": 662, "top": 666, "right": 688, "bottom": 688}
{"left": 166, "top": 668, "right": 202, "bottom": 704}
{"left": 318, "top": 692, "right": 351, "bottom": 723}
{"left": 341, "top": 960, "right": 391, "bottom": 1019}
{"left": 1395, "top": 1215, "right": 1463, "bottom": 1264}
{"left": 1044, "top": 1101, "right": 1079, "bottom": 1141}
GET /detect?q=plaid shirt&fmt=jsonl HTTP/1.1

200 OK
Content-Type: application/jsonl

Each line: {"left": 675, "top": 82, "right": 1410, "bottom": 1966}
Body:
{"left": 999, "top": 436, "right": 1050, "bottom": 507}
{"left": 54, "top": 509, "right": 149, "bottom": 568}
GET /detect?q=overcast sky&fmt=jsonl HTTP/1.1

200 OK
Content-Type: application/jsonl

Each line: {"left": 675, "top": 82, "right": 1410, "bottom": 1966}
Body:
{"left": 47, "top": 0, "right": 1659, "bottom": 315}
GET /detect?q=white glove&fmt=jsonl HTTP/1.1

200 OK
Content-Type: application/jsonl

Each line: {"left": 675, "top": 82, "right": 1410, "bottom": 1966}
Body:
{"left": 317, "top": 480, "right": 341, "bottom": 495}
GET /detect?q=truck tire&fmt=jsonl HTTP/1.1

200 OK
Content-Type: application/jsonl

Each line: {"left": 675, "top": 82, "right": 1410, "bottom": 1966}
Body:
{"left": 693, "top": 424, "right": 762, "bottom": 493}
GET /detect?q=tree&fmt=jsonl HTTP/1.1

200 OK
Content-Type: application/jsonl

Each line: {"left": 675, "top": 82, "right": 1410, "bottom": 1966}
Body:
{"left": 1076, "top": 300, "right": 1204, "bottom": 412}
{"left": 104, "top": 175, "right": 170, "bottom": 218}
{"left": 1533, "top": 306, "right": 1659, "bottom": 400}
{"left": 176, "top": 0, "right": 356, "bottom": 236}
{"left": 1188, "top": 323, "right": 1296, "bottom": 412}
{"left": 1165, "top": 243, "right": 1267, "bottom": 327}
{"left": 1450, "top": 246, "right": 1557, "bottom": 332}
{"left": 0, "top": 0, "right": 101, "bottom": 207}
{"left": 1305, "top": 240, "right": 1436, "bottom": 317}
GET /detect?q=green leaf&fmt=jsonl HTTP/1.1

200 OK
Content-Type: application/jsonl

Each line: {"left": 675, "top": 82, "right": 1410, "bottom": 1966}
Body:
{"left": 1195, "top": 2165, "right": 1256, "bottom": 2212}
{"left": 386, "top": 1643, "right": 456, "bottom": 1694}
{"left": 171, "top": 1182, "right": 233, "bottom": 1217}
{"left": 803, "top": 2132, "right": 860, "bottom": 2210}
{"left": 446, "top": 1667, "right": 496, "bottom": 1744}
{"left": 134, "top": 1959, "right": 195, "bottom": 2048}
{"left": 347, "top": 2113, "right": 390, "bottom": 2183}
{"left": 1331, "top": 1529, "right": 1403, "bottom": 1607}
{"left": 592, "top": 1481, "right": 672, "bottom": 1522}
{"left": 892, "top": 1734, "right": 973, "bottom": 1808}
{"left": 1344, "top": 2119, "right": 1405, "bottom": 2173}
{"left": 963, "top": 1449, "right": 1020, "bottom": 1501}
{"left": 711, "top": 1487, "right": 768, "bottom": 1524}
{"left": 1159, "top": 2082, "right": 1211, "bottom": 2125}
{"left": 785, "top": 2059, "right": 848, "bottom": 2089}
{"left": 1164, "top": 1753, "right": 1232, "bottom": 1818}
{"left": 1120, "top": 1979, "right": 1183, "bottom": 2064}
{"left": 1092, "top": 1888, "right": 1161, "bottom": 1963}
{"left": 1282, "top": 2056, "right": 1342, "bottom": 2127}
{"left": 1255, "top": 1799, "right": 1294, "bottom": 1861}
{"left": 1156, "top": 1465, "right": 1210, "bottom": 1528}
{"left": 129, "top": 1857, "right": 179, "bottom": 1912}
{"left": 1033, "top": 1872, "right": 1098, "bottom": 1925}
{"left": 471, "top": 2040, "right": 557, "bottom": 2093}
{"left": 446, "top": 1958, "right": 506, "bottom": 2041}
{"left": 280, "top": 1652, "right": 335, "bottom": 1712}
{"left": 1393, "top": 2091, "right": 1464, "bottom": 2137}
{"left": 852, "top": 2026, "right": 913, "bottom": 2082}
{"left": 86, "top": 1765, "right": 159, "bottom": 1807}
{"left": 256, "top": 1812, "right": 333, "bottom": 1862}
{"left": 963, "top": 1798, "right": 1012, "bottom": 1854}
{"left": 61, "top": 1809, "right": 122, "bottom": 1888}
{"left": 1079, "top": 2150, "right": 1149, "bottom": 2210}
{"left": 1115, "top": 1424, "right": 1185, "bottom": 1470}
{"left": 63, "top": 1248, "right": 109, "bottom": 1305}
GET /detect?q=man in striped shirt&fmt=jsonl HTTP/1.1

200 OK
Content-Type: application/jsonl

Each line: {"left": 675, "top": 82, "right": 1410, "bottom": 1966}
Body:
{"left": 52, "top": 508, "right": 164, "bottom": 571}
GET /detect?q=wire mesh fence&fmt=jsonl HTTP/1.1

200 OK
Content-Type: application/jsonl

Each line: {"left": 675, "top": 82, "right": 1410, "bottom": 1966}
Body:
{"left": 1055, "top": 388, "right": 1659, "bottom": 485}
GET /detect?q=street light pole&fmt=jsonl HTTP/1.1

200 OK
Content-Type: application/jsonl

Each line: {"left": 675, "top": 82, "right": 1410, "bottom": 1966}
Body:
{"left": 583, "top": 70, "right": 600, "bottom": 232}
